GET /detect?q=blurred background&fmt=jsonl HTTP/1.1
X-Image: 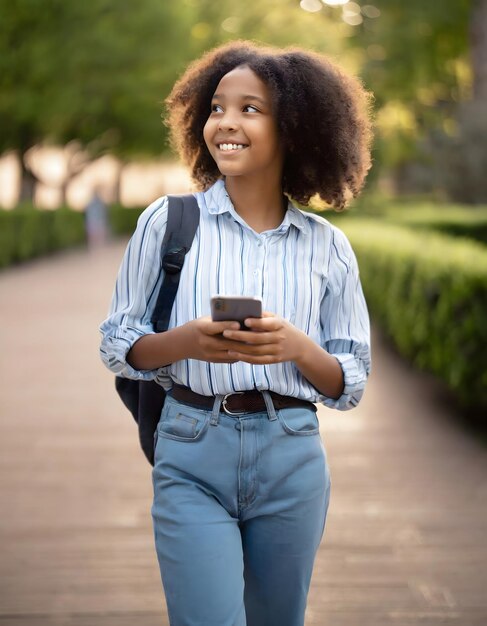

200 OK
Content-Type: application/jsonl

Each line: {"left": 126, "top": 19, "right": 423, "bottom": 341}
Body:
{"left": 1, "top": 1, "right": 486, "bottom": 625}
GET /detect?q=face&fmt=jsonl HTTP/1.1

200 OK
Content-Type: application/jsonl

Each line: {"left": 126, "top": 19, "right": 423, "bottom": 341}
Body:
{"left": 203, "top": 66, "right": 284, "bottom": 182}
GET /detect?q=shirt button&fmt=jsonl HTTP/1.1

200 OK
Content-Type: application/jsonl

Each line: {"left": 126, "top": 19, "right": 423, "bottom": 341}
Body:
{"left": 257, "top": 241, "right": 263, "bottom": 247}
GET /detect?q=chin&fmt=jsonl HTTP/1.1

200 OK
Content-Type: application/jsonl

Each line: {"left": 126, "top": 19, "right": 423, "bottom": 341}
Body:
{"left": 216, "top": 165, "right": 245, "bottom": 177}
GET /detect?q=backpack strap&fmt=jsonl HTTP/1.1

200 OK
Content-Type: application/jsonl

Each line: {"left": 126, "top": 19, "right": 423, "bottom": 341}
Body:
{"left": 150, "top": 194, "right": 200, "bottom": 333}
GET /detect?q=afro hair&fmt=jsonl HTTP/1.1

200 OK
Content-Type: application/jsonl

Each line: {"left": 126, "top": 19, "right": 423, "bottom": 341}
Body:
{"left": 165, "top": 40, "right": 373, "bottom": 210}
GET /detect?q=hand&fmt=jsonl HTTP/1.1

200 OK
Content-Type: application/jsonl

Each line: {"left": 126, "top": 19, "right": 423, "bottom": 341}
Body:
{"left": 221, "top": 312, "right": 306, "bottom": 365}
{"left": 185, "top": 316, "right": 242, "bottom": 363}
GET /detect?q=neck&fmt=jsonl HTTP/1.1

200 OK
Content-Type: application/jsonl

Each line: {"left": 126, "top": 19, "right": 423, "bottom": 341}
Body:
{"left": 224, "top": 175, "right": 286, "bottom": 233}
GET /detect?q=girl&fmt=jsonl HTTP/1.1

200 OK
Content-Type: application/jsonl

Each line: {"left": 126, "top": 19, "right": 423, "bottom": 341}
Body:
{"left": 100, "top": 41, "right": 372, "bottom": 626}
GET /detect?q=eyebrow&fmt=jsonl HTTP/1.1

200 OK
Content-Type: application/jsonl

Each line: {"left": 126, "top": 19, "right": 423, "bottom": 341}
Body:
{"left": 211, "top": 93, "right": 268, "bottom": 105}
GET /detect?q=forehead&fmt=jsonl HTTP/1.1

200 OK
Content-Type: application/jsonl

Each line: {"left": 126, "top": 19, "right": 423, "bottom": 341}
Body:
{"left": 213, "top": 66, "right": 271, "bottom": 101}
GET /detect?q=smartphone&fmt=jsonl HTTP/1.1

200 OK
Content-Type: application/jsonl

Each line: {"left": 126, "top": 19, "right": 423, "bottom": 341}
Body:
{"left": 210, "top": 295, "right": 262, "bottom": 330}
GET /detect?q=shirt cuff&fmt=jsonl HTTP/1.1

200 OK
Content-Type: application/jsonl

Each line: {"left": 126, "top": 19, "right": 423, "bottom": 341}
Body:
{"left": 320, "top": 352, "right": 366, "bottom": 411}
{"left": 99, "top": 330, "right": 158, "bottom": 381}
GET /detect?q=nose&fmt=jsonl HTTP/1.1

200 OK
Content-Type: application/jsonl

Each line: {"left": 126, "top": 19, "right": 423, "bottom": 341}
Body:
{"left": 218, "top": 111, "right": 239, "bottom": 132}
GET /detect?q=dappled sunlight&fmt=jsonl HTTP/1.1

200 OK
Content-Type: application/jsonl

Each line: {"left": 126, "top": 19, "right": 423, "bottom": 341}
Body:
{"left": 0, "top": 147, "right": 191, "bottom": 210}
{"left": 120, "top": 161, "right": 192, "bottom": 206}
{"left": 0, "top": 152, "right": 20, "bottom": 209}
{"left": 322, "top": 0, "right": 349, "bottom": 6}
{"left": 300, "top": 0, "right": 380, "bottom": 27}
{"left": 300, "top": 0, "right": 322, "bottom": 13}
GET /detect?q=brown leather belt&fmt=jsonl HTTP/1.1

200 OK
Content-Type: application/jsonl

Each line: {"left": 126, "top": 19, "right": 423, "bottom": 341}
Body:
{"left": 170, "top": 384, "right": 316, "bottom": 416}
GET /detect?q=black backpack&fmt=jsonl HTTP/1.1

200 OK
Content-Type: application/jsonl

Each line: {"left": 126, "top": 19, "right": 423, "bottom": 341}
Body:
{"left": 115, "top": 194, "right": 200, "bottom": 465}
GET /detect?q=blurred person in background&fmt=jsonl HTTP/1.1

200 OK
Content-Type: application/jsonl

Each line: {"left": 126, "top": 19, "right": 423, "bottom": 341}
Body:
{"left": 85, "top": 186, "right": 110, "bottom": 248}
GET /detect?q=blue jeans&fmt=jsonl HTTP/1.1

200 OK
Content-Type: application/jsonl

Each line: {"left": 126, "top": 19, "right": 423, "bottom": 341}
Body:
{"left": 151, "top": 392, "right": 331, "bottom": 626}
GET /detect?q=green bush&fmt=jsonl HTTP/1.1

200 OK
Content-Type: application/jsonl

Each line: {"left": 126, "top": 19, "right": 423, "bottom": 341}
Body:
{"left": 339, "top": 219, "right": 487, "bottom": 418}
{"left": 108, "top": 204, "right": 144, "bottom": 236}
{"left": 0, "top": 207, "right": 85, "bottom": 269}
{"left": 0, "top": 211, "right": 18, "bottom": 267}
{"left": 0, "top": 204, "right": 147, "bottom": 269}
{"left": 323, "top": 199, "right": 487, "bottom": 245}
{"left": 379, "top": 204, "right": 487, "bottom": 245}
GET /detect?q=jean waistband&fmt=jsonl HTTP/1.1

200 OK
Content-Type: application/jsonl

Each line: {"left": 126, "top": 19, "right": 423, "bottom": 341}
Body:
{"left": 170, "top": 384, "right": 316, "bottom": 416}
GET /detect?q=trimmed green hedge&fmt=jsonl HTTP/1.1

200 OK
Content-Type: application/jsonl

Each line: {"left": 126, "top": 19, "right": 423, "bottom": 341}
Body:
{"left": 108, "top": 204, "right": 143, "bottom": 236}
{"left": 0, "top": 204, "right": 148, "bottom": 269}
{"left": 326, "top": 199, "right": 487, "bottom": 245}
{"left": 0, "top": 207, "right": 86, "bottom": 269}
{"left": 380, "top": 205, "right": 487, "bottom": 245}
{"left": 340, "top": 219, "right": 487, "bottom": 417}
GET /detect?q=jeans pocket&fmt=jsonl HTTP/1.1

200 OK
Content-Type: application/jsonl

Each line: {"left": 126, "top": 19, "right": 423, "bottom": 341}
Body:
{"left": 157, "top": 401, "right": 210, "bottom": 442}
{"left": 278, "top": 407, "right": 320, "bottom": 436}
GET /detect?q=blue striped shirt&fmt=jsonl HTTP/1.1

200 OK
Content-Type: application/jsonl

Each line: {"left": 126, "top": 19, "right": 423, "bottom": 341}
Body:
{"left": 99, "top": 179, "right": 371, "bottom": 410}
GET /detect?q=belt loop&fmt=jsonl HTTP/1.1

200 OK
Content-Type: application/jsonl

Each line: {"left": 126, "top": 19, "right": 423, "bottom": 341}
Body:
{"left": 210, "top": 395, "right": 224, "bottom": 426}
{"left": 261, "top": 391, "right": 277, "bottom": 421}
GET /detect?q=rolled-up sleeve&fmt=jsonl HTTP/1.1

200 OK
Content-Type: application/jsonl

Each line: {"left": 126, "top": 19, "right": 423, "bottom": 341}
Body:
{"left": 319, "top": 227, "right": 371, "bottom": 410}
{"left": 99, "top": 196, "right": 169, "bottom": 380}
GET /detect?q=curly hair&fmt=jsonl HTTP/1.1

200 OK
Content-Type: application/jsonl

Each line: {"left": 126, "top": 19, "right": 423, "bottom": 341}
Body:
{"left": 165, "top": 41, "right": 373, "bottom": 210}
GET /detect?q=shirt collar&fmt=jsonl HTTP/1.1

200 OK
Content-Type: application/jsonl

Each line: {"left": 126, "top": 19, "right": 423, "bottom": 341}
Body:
{"left": 203, "top": 179, "right": 311, "bottom": 235}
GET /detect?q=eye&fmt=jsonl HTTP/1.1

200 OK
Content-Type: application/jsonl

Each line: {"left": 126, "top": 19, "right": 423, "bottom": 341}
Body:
{"left": 211, "top": 103, "right": 223, "bottom": 113}
{"left": 243, "top": 104, "right": 259, "bottom": 113}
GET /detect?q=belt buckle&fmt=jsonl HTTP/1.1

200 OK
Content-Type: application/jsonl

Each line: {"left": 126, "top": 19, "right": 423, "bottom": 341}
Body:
{"left": 222, "top": 392, "right": 245, "bottom": 416}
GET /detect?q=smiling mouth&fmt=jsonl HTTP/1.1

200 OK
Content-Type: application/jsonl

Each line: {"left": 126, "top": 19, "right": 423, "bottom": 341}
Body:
{"left": 218, "top": 143, "right": 248, "bottom": 152}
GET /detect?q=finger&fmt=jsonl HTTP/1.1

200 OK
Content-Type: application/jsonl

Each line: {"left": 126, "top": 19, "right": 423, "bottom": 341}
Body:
{"left": 244, "top": 315, "right": 281, "bottom": 331}
{"left": 204, "top": 320, "right": 241, "bottom": 335}
{"left": 209, "top": 335, "right": 251, "bottom": 351}
{"left": 227, "top": 351, "right": 281, "bottom": 364}
{"left": 226, "top": 342, "right": 281, "bottom": 356}
{"left": 222, "top": 329, "right": 280, "bottom": 344}
{"left": 205, "top": 349, "right": 240, "bottom": 363}
{"left": 210, "top": 357, "right": 240, "bottom": 364}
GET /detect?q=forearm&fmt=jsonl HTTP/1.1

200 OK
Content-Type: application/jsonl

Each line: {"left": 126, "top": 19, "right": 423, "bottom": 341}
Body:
{"left": 293, "top": 332, "right": 344, "bottom": 400}
{"left": 126, "top": 317, "right": 241, "bottom": 371}
{"left": 223, "top": 315, "right": 345, "bottom": 399}
{"left": 127, "top": 324, "right": 193, "bottom": 370}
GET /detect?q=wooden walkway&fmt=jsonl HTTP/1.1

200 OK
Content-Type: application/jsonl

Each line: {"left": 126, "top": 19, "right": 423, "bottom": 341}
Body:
{"left": 0, "top": 240, "right": 486, "bottom": 626}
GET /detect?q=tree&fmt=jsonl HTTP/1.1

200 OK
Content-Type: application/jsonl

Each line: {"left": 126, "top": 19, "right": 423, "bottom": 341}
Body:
{"left": 337, "top": 0, "right": 487, "bottom": 200}
{"left": 0, "top": 0, "right": 195, "bottom": 199}
{"left": 435, "top": 0, "right": 487, "bottom": 202}
{"left": 1, "top": 0, "right": 352, "bottom": 202}
{"left": 471, "top": 0, "right": 487, "bottom": 101}
{"left": 7, "top": 0, "right": 482, "bottom": 202}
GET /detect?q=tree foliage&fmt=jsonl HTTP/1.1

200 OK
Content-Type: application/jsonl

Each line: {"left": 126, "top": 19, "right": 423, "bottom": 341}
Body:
{"left": 1, "top": 0, "right": 485, "bottom": 201}
{"left": 0, "top": 0, "right": 196, "bottom": 157}
{"left": 0, "top": 0, "right": 347, "bottom": 160}
{"left": 357, "top": 0, "right": 471, "bottom": 106}
{"left": 355, "top": 0, "right": 471, "bottom": 163}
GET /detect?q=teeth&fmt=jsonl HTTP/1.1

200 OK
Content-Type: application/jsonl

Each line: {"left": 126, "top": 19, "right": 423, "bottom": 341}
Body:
{"left": 219, "top": 143, "right": 245, "bottom": 151}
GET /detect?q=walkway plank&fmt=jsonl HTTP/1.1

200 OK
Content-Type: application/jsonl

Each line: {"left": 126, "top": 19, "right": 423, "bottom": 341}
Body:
{"left": 1, "top": 241, "right": 486, "bottom": 625}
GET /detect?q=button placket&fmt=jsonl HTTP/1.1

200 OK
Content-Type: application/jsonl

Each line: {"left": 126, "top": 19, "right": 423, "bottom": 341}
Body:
{"left": 251, "top": 235, "right": 266, "bottom": 297}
